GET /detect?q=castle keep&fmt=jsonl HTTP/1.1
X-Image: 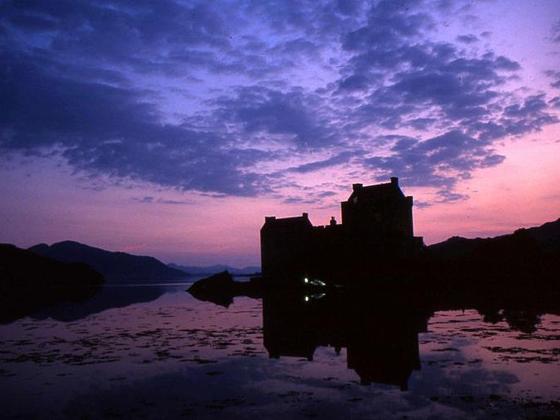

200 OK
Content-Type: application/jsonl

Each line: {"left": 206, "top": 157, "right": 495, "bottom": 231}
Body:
{"left": 261, "top": 177, "right": 424, "bottom": 282}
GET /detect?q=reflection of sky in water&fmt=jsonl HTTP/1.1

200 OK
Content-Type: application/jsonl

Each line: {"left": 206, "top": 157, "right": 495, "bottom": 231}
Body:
{"left": 1, "top": 285, "right": 559, "bottom": 419}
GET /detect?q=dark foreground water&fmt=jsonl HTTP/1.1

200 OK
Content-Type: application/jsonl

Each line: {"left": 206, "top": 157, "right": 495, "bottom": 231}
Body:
{"left": 1, "top": 282, "right": 559, "bottom": 419}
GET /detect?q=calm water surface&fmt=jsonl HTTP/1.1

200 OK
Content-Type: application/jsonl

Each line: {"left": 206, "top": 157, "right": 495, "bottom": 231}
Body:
{"left": 1, "top": 283, "right": 559, "bottom": 419}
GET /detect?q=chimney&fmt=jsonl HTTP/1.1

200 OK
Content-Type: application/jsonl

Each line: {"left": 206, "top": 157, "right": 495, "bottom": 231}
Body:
{"left": 352, "top": 183, "right": 363, "bottom": 192}
{"left": 265, "top": 216, "right": 276, "bottom": 223}
{"left": 390, "top": 177, "right": 398, "bottom": 186}
{"left": 302, "top": 212, "right": 308, "bottom": 218}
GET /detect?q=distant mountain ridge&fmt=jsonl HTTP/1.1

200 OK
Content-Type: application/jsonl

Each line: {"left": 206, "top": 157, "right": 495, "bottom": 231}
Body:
{"left": 29, "top": 241, "right": 186, "bottom": 283}
{"left": 21, "top": 218, "right": 560, "bottom": 285}
{"left": 428, "top": 218, "right": 560, "bottom": 257}
{"left": 169, "top": 263, "right": 261, "bottom": 276}
{"left": 523, "top": 218, "right": 560, "bottom": 252}
{"left": 424, "top": 218, "right": 560, "bottom": 285}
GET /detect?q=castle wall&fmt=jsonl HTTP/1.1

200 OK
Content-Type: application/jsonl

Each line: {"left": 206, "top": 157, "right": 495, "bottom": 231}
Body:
{"left": 261, "top": 217, "right": 313, "bottom": 279}
{"left": 260, "top": 180, "right": 424, "bottom": 282}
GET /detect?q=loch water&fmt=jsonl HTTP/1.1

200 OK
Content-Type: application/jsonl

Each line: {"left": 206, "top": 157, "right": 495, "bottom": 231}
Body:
{"left": 1, "top": 281, "right": 559, "bottom": 419}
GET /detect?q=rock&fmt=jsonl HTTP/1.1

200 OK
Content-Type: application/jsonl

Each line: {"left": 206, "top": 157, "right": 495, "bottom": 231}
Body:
{"left": 188, "top": 271, "right": 235, "bottom": 294}
{"left": 187, "top": 271, "right": 236, "bottom": 307}
{"left": 187, "top": 272, "right": 263, "bottom": 307}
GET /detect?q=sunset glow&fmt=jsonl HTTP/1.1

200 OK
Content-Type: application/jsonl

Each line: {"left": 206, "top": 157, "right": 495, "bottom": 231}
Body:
{"left": 1, "top": 0, "right": 559, "bottom": 266}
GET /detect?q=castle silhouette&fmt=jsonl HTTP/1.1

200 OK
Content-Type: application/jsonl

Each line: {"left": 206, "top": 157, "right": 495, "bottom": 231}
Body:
{"left": 261, "top": 178, "right": 424, "bottom": 283}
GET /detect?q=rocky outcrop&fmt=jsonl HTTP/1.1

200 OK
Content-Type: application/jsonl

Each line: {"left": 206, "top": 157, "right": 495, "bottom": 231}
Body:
{"left": 187, "top": 271, "right": 263, "bottom": 307}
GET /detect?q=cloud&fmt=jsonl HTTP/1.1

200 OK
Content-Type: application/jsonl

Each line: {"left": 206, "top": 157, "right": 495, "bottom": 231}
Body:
{"left": 473, "top": 94, "right": 558, "bottom": 141}
{"left": 364, "top": 130, "right": 504, "bottom": 200}
{"left": 0, "top": 0, "right": 558, "bottom": 205}
{"left": 343, "top": 40, "right": 522, "bottom": 130}
{"left": 210, "top": 86, "right": 339, "bottom": 149}
{"left": 327, "top": 1, "right": 556, "bottom": 200}
{"left": 288, "top": 151, "right": 359, "bottom": 173}
{"left": 0, "top": 50, "right": 269, "bottom": 196}
{"left": 135, "top": 196, "right": 154, "bottom": 204}
{"left": 0, "top": 1, "right": 233, "bottom": 75}
{"left": 132, "top": 196, "right": 193, "bottom": 205}
{"left": 330, "top": 1, "right": 535, "bottom": 162}
{"left": 546, "top": 70, "right": 560, "bottom": 89}
{"left": 282, "top": 196, "right": 317, "bottom": 205}
{"left": 456, "top": 34, "right": 479, "bottom": 44}
{"left": 551, "top": 19, "right": 560, "bottom": 43}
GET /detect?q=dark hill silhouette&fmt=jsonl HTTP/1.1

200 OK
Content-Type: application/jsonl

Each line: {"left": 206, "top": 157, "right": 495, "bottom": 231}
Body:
{"left": 425, "top": 235, "right": 483, "bottom": 259}
{"left": 29, "top": 241, "right": 186, "bottom": 283}
{"left": 422, "top": 218, "right": 560, "bottom": 296}
{"left": 524, "top": 218, "right": 560, "bottom": 252}
{"left": 428, "top": 218, "right": 560, "bottom": 257}
{"left": 426, "top": 219, "right": 560, "bottom": 277}
{"left": 0, "top": 244, "right": 103, "bottom": 323}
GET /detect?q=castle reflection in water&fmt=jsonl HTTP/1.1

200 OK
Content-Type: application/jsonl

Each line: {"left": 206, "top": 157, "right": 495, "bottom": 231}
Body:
{"left": 259, "top": 287, "right": 549, "bottom": 391}
{"left": 263, "top": 291, "right": 430, "bottom": 390}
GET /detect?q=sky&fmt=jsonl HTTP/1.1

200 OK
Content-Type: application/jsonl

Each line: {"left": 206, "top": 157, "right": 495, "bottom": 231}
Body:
{"left": 1, "top": 0, "right": 559, "bottom": 267}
